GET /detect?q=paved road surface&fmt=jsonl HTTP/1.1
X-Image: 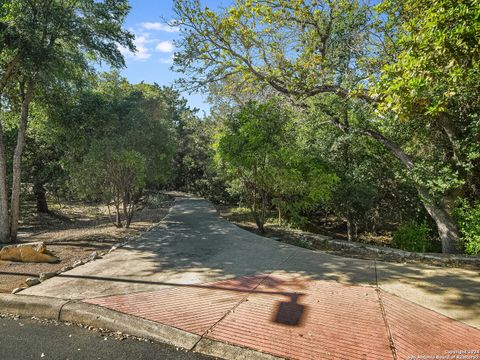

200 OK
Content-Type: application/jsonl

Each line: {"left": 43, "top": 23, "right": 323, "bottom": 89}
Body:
{"left": 0, "top": 316, "right": 212, "bottom": 360}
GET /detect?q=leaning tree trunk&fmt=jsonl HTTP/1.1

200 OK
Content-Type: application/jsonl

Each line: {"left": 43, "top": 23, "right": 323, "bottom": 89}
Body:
{"left": 363, "top": 128, "right": 461, "bottom": 253}
{"left": 9, "top": 79, "right": 34, "bottom": 242}
{"left": 34, "top": 182, "right": 49, "bottom": 213}
{"left": 417, "top": 187, "right": 461, "bottom": 254}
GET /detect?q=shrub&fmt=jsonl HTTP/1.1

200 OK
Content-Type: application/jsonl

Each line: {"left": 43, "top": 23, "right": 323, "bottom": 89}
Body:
{"left": 454, "top": 201, "right": 480, "bottom": 256}
{"left": 143, "top": 192, "right": 170, "bottom": 208}
{"left": 392, "top": 221, "right": 438, "bottom": 253}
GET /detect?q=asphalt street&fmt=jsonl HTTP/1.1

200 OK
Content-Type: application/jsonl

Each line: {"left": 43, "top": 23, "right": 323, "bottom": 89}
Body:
{"left": 0, "top": 315, "right": 213, "bottom": 360}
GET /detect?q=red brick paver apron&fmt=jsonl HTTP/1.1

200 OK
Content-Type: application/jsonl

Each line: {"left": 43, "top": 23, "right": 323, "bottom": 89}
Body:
{"left": 85, "top": 275, "right": 480, "bottom": 360}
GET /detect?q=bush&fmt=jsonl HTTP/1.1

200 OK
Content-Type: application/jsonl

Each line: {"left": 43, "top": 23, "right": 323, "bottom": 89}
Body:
{"left": 392, "top": 222, "right": 438, "bottom": 253}
{"left": 454, "top": 201, "right": 480, "bottom": 256}
{"left": 143, "top": 192, "right": 170, "bottom": 208}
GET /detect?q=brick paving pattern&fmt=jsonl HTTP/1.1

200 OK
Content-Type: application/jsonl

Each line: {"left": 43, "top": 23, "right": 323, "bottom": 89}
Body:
{"left": 85, "top": 275, "right": 480, "bottom": 360}
{"left": 381, "top": 291, "right": 480, "bottom": 360}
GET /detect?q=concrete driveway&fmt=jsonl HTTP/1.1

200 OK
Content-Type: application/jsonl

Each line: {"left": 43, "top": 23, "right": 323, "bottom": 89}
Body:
{"left": 20, "top": 197, "right": 480, "bottom": 359}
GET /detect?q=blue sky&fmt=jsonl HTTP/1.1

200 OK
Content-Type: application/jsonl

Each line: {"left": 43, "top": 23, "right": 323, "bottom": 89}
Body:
{"left": 116, "top": 0, "right": 230, "bottom": 115}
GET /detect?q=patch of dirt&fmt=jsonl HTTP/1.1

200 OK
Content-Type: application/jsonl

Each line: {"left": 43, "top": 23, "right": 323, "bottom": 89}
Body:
{"left": 0, "top": 195, "right": 174, "bottom": 293}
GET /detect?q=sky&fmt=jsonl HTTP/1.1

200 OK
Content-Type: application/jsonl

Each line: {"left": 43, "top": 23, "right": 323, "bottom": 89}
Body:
{"left": 116, "top": 0, "right": 230, "bottom": 115}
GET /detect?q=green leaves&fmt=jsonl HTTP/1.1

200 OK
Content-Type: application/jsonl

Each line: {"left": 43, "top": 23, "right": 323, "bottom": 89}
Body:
{"left": 54, "top": 72, "right": 178, "bottom": 199}
{"left": 173, "top": 0, "right": 371, "bottom": 98}
{"left": 215, "top": 99, "right": 337, "bottom": 228}
{"left": 453, "top": 200, "right": 480, "bottom": 255}
{"left": 0, "top": 0, "right": 134, "bottom": 98}
{"left": 174, "top": 0, "right": 479, "bottom": 252}
{"left": 376, "top": 0, "right": 480, "bottom": 118}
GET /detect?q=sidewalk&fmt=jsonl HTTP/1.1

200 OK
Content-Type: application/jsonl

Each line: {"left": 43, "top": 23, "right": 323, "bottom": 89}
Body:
{"left": 4, "top": 198, "right": 480, "bottom": 359}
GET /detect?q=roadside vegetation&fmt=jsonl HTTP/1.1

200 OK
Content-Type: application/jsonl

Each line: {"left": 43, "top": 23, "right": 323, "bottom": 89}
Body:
{"left": 170, "top": 0, "right": 480, "bottom": 255}
{"left": 0, "top": 0, "right": 479, "bottom": 263}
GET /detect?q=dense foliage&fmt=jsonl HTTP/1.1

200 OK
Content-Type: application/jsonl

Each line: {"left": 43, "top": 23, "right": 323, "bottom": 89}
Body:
{"left": 0, "top": 0, "right": 478, "bottom": 255}
{"left": 214, "top": 100, "right": 337, "bottom": 232}
{"left": 172, "top": 0, "right": 480, "bottom": 254}
{"left": 0, "top": 0, "right": 134, "bottom": 242}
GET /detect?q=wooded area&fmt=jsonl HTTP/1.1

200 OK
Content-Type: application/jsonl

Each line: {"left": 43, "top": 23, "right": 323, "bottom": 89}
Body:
{"left": 171, "top": 0, "right": 480, "bottom": 255}
{"left": 0, "top": 0, "right": 479, "bottom": 256}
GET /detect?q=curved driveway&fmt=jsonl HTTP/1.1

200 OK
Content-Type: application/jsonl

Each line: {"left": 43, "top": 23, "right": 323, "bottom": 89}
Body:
{"left": 21, "top": 198, "right": 480, "bottom": 359}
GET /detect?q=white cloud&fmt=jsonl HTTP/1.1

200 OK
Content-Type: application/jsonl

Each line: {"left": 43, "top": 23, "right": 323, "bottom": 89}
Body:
{"left": 118, "top": 22, "right": 178, "bottom": 62}
{"left": 159, "top": 55, "right": 175, "bottom": 64}
{"left": 141, "top": 21, "right": 179, "bottom": 33}
{"left": 119, "top": 34, "right": 152, "bottom": 61}
{"left": 155, "top": 40, "right": 174, "bottom": 53}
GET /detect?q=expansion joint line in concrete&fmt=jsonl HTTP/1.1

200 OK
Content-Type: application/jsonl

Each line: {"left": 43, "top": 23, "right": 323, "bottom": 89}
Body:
{"left": 189, "top": 250, "right": 299, "bottom": 352}
{"left": 374, "top": 261, "right": 398, "bottom": 360}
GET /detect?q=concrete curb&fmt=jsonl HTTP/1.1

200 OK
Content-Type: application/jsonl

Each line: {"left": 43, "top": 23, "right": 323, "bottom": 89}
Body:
{"left": 60, "top": 301, "right": 200, "bottom": 349}
{"left": 309, "top": 234, "right": 480, "bottom": 266}
{"left": 194, "top": 338, "right": 282, "bottom": 360}
{"left": 0, "top": 294, "right": 284, "bottom": 360}
{"left": 0, "top": 294, "right": 68, "bottom": 319}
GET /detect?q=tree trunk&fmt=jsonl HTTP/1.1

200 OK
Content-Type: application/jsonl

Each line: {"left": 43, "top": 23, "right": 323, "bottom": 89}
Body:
{"left": 346, "top": 218, "right": 359, "bottom": 241}
{"left": 124, "top": 193, "right": 139, "bottom": 229}
{"left": 34, "top": 183, "right": 49, "bottom": 213}
{"left": 256, "top": 219, "right": 265, "bottom": 234}
{"left": 0, "top": 53, "right": 22, "bottom": 243}
{"left": 0, "top": 119, "right": 10, "bottom": 243}
{"left": 417, "top": 187, "right": 461, "bottom": 254}
{"left": 252, "top": 210, "right": 265, "bottom": 233}
{"left": 250, "top": 204, "right": 265, "bottom": 233}
{"left": 363, "top": 128, "right": 461, "bottom": 253}
{"left": 9, "top": 79, "right": 35, "bottom": 242}
{"left": 346, "top": 219, "right": 353, "bottom": 241}
{"left": 122, "top": 195, "right": 131, "bottom": 228}
{"left": 114, "top": 203, "right": 122, "bottom": 228}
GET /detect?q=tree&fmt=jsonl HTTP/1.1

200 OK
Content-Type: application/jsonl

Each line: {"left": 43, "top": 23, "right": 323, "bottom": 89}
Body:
{"left": 215, "top": 100, "right": 336, "bottom": 232}
{"left": 373, "top": 0, "right": 480, "bottom": 253}
{"left": 214, "top": 101, "right": 285, "bottom": 232}
{"left": 76, "top": 142, "right": 146, "bottom": 228}
{"left": 60, "top": 72, "right": 177, "bottom": 227}
{"left": 173, "top": 0, "right": 479, "bottom": 253}
{"left": 20, "top": 104, "right": 66, "bottom": 213}
{"left": 0, "top": 0, "right": 134, "bottom": 243}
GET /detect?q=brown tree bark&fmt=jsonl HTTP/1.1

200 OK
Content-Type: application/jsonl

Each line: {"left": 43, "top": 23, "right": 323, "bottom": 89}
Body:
{"left": 122, "top": 191, "right": 132, "bottom": 229}
{"left": 416, "top": 187, "right": 461, "bottom": 254}
{"left": 9, "top": 79, "right": 35, "bottom": 242}
{"left": 34, "top": 183, "right": 49, "bottom": 213}
{"left": 363, "top": 128, "right": 461, "bottom": 253}
{"left": 346, "top": 219, "right": 353, "bottom": 241}
{"left": 0, "top": 119, "right": 10, "bottom": 243}
{"left": 248, "top": 194, "right": 265, "bottom": 234}
{"left": 0, "top": 53, "right": 22, "bottom": 243}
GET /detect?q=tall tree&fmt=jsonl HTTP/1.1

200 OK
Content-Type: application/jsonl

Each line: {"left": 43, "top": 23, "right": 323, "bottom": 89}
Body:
{"left": 215, "top": 100, "right": 336, "bottom": 233}
{"left": 0, "top": 0, "right": 134, "bottom": 243}
{"left": 61, "top": 72, "right": 176, "bottom": 227}
{"left": 173, "top": 0, "right": 479, "bottom": 253}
